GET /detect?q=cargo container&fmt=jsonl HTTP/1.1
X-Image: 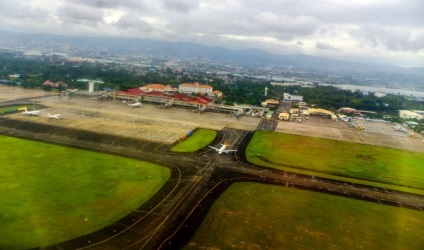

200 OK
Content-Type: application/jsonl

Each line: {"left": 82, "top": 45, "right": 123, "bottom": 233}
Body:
{"left": 180, "top": 134, "right": 189, "bottom": 141}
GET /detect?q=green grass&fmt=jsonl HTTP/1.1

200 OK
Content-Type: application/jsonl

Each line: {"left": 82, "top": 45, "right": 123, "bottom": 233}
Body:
{"left": 246, "top": 131, "right": 424, "bottom": 193}
{"left": 0, "top": 105, "right": 37, "bottom": 113}
{"left": 186, "top": 182, "right": 424, "bottom": 250}
{"left": 0, "top": 135, "right": 170, "bottom": 249}
{"left": 171, "top": 129, "right": 217, "bottom": 153}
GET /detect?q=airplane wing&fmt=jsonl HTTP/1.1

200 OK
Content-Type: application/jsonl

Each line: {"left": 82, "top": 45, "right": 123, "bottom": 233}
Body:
{"left": 47, "top": 113, "right": 61, "bottom": 119}
{"left": 208, "top": 146, "right": 220, "bottom": 151}
{"left": 223, "top": 150, "right": 238, "bottom": 153}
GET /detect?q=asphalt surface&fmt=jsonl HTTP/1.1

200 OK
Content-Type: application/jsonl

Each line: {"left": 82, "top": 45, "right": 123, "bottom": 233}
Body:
{"left": 1, "top": 112, "right": 424, "bottom": 249}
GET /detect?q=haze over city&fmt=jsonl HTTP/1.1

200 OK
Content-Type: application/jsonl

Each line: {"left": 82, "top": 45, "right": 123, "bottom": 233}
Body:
{"left": 1, "top": 0, "right": 424, "bottom": 67}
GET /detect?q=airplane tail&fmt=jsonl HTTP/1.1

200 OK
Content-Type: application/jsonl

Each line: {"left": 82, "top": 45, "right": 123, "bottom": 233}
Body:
{"left": 24, "top": 107, "right": 28, "bottom": 112}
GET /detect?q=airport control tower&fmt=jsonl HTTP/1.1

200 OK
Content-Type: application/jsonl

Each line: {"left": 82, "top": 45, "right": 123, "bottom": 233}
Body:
{"left": 77, "top": 79, "right": 104, "bottom": 94}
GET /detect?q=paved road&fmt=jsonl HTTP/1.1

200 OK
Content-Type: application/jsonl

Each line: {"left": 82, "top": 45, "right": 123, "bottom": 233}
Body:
{"left": 1, "top": 117, "right": 424, "bottom": 250}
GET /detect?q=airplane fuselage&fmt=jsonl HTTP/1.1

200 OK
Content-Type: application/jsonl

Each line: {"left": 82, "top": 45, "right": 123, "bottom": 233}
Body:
{"left": 22, "top": 110, "right": 40, "bottom": 116}
{"left": 129, "top": 102, "right": 142, "bottom": 107}
{"left": 209, "top": 144, "right": 237, "bottom": 154}
{"left": 48, "top": 114, "right": 61, "bottom": 119}
{"left": 217, "top": 145, "right": 227, "bottom": 154}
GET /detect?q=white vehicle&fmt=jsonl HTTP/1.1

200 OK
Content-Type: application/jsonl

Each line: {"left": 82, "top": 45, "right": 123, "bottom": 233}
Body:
{"left": 209, "top": 142, "right": 238, "bottom": 154}
{"left": 47, "top": 113, "right": 61, "bottom": 119}
{"left": 22, "top": 107, "right": 40, "bottom": 116}
{"left": 128, "top": 102, "right": 142, "bottom": 107}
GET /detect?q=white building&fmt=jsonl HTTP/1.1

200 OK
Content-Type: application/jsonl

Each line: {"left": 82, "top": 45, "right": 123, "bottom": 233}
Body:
{"left": 179, "top": 82, "right": 213, "bottom": 95}
{"left": 399, "top": 110, "right": 424, "bottom": 120}
{"left": 283, "top": 93, "right": 303, "bottom": 102}
{"left": 374, "top": 92, "right": 387, "bottom": 98}
{"left": 413, "top": 110, "right": 424, "bottom": 115}
{"left": 140, "top": 84, "right": 175, "bottom": 92}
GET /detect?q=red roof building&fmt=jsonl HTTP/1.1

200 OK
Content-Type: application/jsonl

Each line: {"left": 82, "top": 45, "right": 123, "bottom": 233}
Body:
{"left": 43, "top": 80, "right": 67, "bottom": 88}
{"left": 116, "top": 88, "right": 214, "bottom": 106}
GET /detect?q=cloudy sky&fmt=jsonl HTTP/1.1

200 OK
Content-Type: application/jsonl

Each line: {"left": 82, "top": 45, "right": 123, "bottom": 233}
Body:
{"left": 1, "top": 0, "right": 423, "bottom": 66}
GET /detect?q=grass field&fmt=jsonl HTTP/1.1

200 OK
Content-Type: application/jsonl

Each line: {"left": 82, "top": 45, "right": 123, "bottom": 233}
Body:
{"left": 246, "top": 131, "right": 424, "bottom": 192}
{"left": 185, "top": 182, "right": 424, "bottom": 250}
{"left": 171, "top": 129, "right": 217, "bottom": 153}
{"left": 0, "top": 105, "right": 38, "bottom": 113}
{"left": 0, "top": 135, "right": 170, "bottom": 249}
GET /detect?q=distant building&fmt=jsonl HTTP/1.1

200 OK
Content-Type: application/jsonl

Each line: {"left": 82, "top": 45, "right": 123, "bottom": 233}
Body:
{"left": 289, "top": 108, "right": 299, "bottom": 115}
{"left": 298, "top": 102, "right": 308, "bottom": 110}
{"left": 413, "top": 110, "right": 424, "bottom": 115}
{"left": 42, "top": 80, "right": 67, "bottom": 88}
{"left": 399, "top": 110, "right": 424, "bottom": 120}
{"left": 266, "top": 75, "right": 272, "bottom": 81}
{"left": 179, "top": 82, "right": 213, "bottom": 95}
{"left": 405, "top": 121, "right": 419, "bottom": 127}
{"left": 114, "top": 88, "right": 214, "bottom": 108}
{"left": 283, "top": 93, "right": 303, "bottom": 102}
{"left": 271, "top": 81, "right": 315, "bottom": 88}
{"left": 210, "top": 90, "right": 223, "bottom": 98}
{"left": 339, "top": 107, "right": 362, "bottom": 116}
{"left": 374, "top": 92, "right": 387, "bottom": 98}
{"left": 309, "top": 108, "right": 334, "bottom": 118}
{"left": 8, "top": 74, "right": 20, "bottom": 79}
{"left": 261, "top": 99, "right": 280, "bottom": 108}
{"left": 278, "top": 112, "right": 290, "bottom": 121}
{"left": 140, "top": 84, "right": 176, "bottom": 92}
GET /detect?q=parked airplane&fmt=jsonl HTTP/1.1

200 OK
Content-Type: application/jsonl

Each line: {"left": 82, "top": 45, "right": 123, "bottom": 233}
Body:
{"left": 209, "top": 142, "right": 238, "bottom": 154}
{"left": 47, "top": 113, "right": 61, "bottom": 119}
{"left": 22, "top": 107, "right": 40, "bottom": 116}
{"left": 67, "top": 88, "right": 78, "bottom": 93}
{"left": 128, "top": 102, "right": 142, "bottom": 107}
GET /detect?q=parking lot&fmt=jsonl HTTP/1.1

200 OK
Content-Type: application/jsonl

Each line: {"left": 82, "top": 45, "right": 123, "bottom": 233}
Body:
{"left": 276, "top": 116, "right": 424, "bottom": 152}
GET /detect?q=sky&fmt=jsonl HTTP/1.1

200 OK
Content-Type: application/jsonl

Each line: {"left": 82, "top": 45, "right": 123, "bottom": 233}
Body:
{"left": 1, "top": 0, "right": 424, "bottom": 67}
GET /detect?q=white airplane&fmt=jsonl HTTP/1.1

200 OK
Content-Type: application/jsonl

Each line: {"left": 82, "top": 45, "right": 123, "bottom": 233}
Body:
{"left": 128, "top": 102, "right": 142, "bottom": 107}
{"left": 47, "top": 113, "right": 61, "bottom": 119}
{"left": 22, "top": 107, "right": 40, "bottom": 116}
{"left": 67, "top": 88, "right": 78, "bottom": 93}
{"left": 209, "top": 142, "right": 238, "bottom": 154}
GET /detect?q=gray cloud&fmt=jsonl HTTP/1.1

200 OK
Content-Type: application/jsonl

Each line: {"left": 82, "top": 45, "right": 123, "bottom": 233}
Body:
{"left": 0, "top": 0, "right": 49, "bottom": 21}
{"left": 160, "top": 0, "right": 200, "bottom": 13}
{"left": 63, "top": 0, "right": 145, "bottom": 10}
{"left": 112, "top": 14, "right": 153, "bottom": 32}
{"left": 316, "top": 42, "right": 338, "bottom": 51}
{"left": 354, "top": 25, "right": 424, "bottom": 51}
{"left": 232, "top": 12, "right": 319, "bottom": 40}
{"left": 1, "top": 0, "right": 424, "bottom": 66}
{"left": 57, "top": 2, "right": 104, "bottom": 26}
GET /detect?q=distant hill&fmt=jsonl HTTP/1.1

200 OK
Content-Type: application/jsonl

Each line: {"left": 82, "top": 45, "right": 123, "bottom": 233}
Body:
{"left": 0, "top": 30, "right": 423, "bottom": 90}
